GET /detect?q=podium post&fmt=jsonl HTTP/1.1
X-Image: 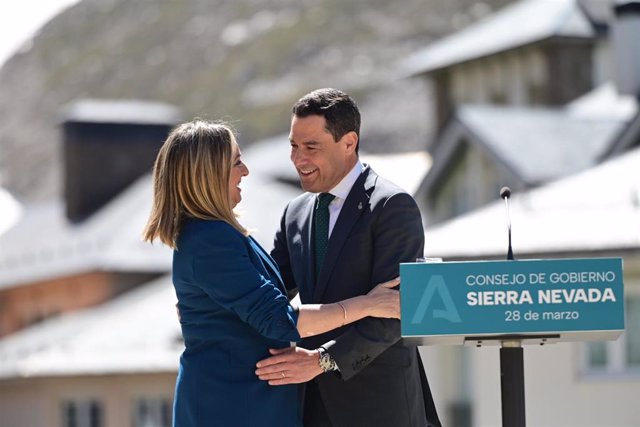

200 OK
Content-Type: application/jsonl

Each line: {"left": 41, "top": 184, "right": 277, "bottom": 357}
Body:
{"left": 499, "top": 187, "right": 525, "bottom": 425}
{"left": 500, "top": 340, "right": 525, "bottom": 426}
{"left": 400, "top": 258, "right": 625, "bottom": 427}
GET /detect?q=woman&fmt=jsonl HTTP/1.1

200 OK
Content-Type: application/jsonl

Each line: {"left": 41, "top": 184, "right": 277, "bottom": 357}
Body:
{"left": 142, "top": 120, "right": 400, "bottom": 427}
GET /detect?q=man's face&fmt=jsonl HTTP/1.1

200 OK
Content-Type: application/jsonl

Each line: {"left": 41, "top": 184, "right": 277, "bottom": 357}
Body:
{"left": 289, "top": 115, "right": 357, "bottom": 193}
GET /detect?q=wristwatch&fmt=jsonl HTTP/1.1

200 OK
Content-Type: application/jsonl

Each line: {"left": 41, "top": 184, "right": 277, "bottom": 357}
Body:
{"left": 317, "top": 347, "right": 338, "bottom": 372}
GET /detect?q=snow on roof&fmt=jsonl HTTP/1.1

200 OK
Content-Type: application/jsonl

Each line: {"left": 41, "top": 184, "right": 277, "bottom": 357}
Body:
{"left": 457, "top": 104, "right": 626, "bottom": 184}
{"left": 424, "top": 146, "right": 640, "bottom": 259}
{"left": 0, "top": 187, "right": 21, "bottom": 237}
{"left": 0, "top": 175, "right": 173, "bottom": 290}
{"left": 360, "top": 151, "right": 431, "bottom": 195}
{"left": 0, "top": 137, "right": 303, "bottom": 288}
{"left": 603, "top": 111, "right": 640, "bottom": 158}
{"left": 402, "top": 0, "right": 595, "bottom": 75}
{"left": 566, "top": 81, "right": 638, "bottom": 121}
{"left": 59, "top": 99, "right": 182, "bottom": 125}
{"left": 0, "top": 130, "right": 430, "bottom": 289}
{"left": 0, "top": 275, "right": 182, "bottom": 378}
{"left": 0, "top": 129, "right": 430, "bottom": 377}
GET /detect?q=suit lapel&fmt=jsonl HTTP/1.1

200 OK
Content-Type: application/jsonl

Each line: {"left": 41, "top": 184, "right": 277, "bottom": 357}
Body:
{"left": 314, "top": 166, "right": 375, "bottom": 301}
{"left": 299, "top": 195, "right": 316, "bottom": 303}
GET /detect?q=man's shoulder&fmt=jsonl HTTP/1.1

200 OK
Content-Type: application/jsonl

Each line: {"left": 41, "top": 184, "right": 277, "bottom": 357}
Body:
{"left": 365, "top": 167, "right": 416, "bottom": 205}
{"left": 285, "top": 192, "right": 315, "bottom": 216}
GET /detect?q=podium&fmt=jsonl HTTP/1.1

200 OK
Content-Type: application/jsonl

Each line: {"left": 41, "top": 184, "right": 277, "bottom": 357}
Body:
{"left": 400, "top": 258, "right": 625, "bottom": 426}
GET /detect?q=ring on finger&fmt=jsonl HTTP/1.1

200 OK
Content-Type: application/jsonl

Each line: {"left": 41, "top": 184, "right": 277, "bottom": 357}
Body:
{"left": 281, "top": 371, "right": 286, "bottom": 378}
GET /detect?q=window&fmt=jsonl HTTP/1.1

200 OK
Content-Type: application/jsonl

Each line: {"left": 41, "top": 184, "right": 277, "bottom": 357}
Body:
{"left": 61, "top": 399, "right": 103, "bottom": 427}
{"left": 133, "top": 397, "right": 171, "bottom": 427}
{"left": 583, "top": 295, "right": 640, "bottom": 375}
{"left": 625, "top": 297, "right": 640, "bottom": 367}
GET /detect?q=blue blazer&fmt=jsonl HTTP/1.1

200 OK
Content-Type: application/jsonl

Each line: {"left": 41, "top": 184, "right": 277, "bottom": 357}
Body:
{"left": 172, "top": 218, "right": 302, "bottom": 427}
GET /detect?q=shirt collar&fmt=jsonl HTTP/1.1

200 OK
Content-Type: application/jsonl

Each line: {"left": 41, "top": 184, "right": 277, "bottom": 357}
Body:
{"left": 328, "top": 160, "right": 364, "bottom": 201}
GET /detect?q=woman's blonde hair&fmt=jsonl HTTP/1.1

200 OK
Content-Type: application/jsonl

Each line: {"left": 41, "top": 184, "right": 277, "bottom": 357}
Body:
{"left": 142, "top": 119, "right": 247, "bottom": 248}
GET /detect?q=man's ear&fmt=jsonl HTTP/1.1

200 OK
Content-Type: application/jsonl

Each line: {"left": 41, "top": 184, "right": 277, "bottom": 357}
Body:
{"left": 341, "top": 131, "right": 358, "bottom": 154}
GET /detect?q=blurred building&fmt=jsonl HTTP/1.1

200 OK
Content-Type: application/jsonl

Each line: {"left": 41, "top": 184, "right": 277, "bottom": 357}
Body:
{"left": 423, "top": 143, "right": 640, "bottom": 427}
{"left": 404, "top": 0, "right": 640, "bottom": 225}
{"left": 0, "top": 115, "right": 427, "bottom": 426}
{"left": 404, "top": 0, "right": 640, "bottom": 426}
{"left": 2, "top": 1, "right": 639, "bottom": 426}
{"left": 0, "top": 100, "right": 180, "bottom": 338}
{"left": 0, "top": 186, "right": 21, "bottom": 237}
{"left": 0, "top": 100, "right": 183, "bottom": 427}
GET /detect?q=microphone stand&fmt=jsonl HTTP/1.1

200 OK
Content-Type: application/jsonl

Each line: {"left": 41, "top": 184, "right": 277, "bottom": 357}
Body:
{"left": 499, "top": 187, "right": 526, "bottom": 427}
{"left": 503, "top": 190, "right": 514, "bottom": 261}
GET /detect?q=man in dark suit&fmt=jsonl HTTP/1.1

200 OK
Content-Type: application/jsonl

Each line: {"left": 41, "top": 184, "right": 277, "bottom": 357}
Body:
{"left": 255, "top": 88, "right": 440, "bottom": 426}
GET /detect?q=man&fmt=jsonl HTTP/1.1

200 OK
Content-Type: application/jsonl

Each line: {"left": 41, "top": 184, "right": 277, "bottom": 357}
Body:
{"left": 255, "top": 88, "right": 440, "bottom": 426}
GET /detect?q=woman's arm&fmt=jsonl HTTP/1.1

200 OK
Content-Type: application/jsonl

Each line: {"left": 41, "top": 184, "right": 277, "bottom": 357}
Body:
{"left": 295, "top": 278, "right": 399, "bottom": 338}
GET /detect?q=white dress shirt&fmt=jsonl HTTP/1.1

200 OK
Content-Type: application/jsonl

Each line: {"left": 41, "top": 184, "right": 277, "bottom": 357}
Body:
{"left": 325, "top": 160, "right": 364, "bottom": 237}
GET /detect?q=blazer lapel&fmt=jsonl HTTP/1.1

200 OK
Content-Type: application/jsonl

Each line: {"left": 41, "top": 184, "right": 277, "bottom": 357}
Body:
{"left": 314, "top": 166, "right": 375, "bottom": 301}
{"left": 248, "top": 236, "right": 287, "bottom": 295}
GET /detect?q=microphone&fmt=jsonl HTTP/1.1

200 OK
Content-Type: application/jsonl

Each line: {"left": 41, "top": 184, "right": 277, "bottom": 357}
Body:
{"left": 500, "top": 186, "right": 514, "bottom": 260}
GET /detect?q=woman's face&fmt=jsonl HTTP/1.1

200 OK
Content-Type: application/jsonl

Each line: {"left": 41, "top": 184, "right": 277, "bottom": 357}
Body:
{"left": 228, "top": 145, "right": 249, "bottom": 208}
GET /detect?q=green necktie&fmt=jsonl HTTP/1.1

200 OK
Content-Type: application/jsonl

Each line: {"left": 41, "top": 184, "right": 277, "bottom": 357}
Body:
{"left": 315, "top": 192, "right": 335, "bottom": 280}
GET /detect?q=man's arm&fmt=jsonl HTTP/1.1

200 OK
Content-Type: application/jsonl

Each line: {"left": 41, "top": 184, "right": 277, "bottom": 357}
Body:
{"left": 323, "top": 192, "right": 424, "bottom": 380}
{"left": 256, "top": 193, "right": 424, "bottom": 383}
{"left": 271, "top": 203, "right": 298, "bottom": 297}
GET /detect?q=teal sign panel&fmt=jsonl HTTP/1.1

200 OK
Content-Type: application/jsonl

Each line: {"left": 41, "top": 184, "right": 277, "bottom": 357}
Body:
{"left": 400, "top": 258, "right": 624, "bottom": 343}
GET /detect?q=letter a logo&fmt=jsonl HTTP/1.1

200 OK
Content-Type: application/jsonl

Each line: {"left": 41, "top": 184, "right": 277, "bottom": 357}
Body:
{"left": 411, "top": 275, "right": 461, "bottom": 324}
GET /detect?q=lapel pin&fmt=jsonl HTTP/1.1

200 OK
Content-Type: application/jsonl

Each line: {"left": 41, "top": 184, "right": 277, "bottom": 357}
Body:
{"left": 358, "top": 202, "right": 363, "bottom": 210}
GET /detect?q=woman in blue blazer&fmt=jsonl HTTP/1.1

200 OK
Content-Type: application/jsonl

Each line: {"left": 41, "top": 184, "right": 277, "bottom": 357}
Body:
{"left": 143, "top": 120, "right": 400, "bottom": 427}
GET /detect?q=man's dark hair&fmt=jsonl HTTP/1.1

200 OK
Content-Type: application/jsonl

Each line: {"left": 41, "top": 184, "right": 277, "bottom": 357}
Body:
{"left": 292, "top": 88, "right": 361, "bottom": 153}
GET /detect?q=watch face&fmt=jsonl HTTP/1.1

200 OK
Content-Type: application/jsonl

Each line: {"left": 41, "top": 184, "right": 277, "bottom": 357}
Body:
{"left": 319, "top": 352, "right": 335, "bottom": 372}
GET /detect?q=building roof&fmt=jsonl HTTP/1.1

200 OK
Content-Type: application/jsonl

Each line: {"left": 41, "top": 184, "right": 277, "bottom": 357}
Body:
{"left": 0, "top": 175, "right": 173, "bottom": 290}
{"left": 0, "top": 187, "right": 21, "bottom": 237}
{"left": 566, "top": 81, "right": 638, "bottom": 121}
{"left": 0, "top": 274, "right": 182, "bottom": 379}
{"left": 0, "top": 131, "right": 429, "bottom": 291}
{"left": 0, "top": 140, "right": 306, "bottom": 290}
{"left": 600, "top": 111, "right": 640, "bottom": 159}
{"left": 457, "top": 104, "right": 626, "bottom": 184}
{"left": 402, "top": 0, "right": 596, "bottom": 76}
{"left": 424, "top": 145, "right": 640, "bottom": 259}
{"left": 570, "top": 82, "right": 640, "bottom": 159}
{"left": 0, "top": 134, "right": 431, "bottom": 378}
{"left": 420, "top": 97, "right": 630, "bottom": 199}
{"left": 59, "top": 99, "right": 183, "bottom": 125}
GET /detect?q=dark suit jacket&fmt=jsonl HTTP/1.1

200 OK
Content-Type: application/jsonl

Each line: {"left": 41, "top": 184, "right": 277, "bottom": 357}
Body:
{"left": 172, "top": 219, "right": 302, "bottom": 427}
{"left": 272, "top": 166, "right": 441, "bottom": 427}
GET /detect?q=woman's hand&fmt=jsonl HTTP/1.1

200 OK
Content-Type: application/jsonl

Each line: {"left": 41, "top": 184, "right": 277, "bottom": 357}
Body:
{"left": 365, "top": 277, "right": 400, "bottom": 319}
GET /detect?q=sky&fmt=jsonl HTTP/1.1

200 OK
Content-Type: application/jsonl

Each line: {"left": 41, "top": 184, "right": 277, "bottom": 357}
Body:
{"left": 0, "top": 0, "right": 81, "bottom": 68}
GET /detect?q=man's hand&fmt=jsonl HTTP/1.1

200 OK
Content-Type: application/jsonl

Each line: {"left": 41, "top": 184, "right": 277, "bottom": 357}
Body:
{"left": 255, "top": 347, "right": 323, "bottom": 385}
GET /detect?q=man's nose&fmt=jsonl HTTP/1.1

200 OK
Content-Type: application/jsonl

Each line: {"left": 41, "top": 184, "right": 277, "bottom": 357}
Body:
{"left": 291, "top": 150, "right": 304, "bottom": 165}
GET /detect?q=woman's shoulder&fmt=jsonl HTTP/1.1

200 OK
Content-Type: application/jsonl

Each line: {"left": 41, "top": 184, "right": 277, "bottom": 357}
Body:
{"left": 178, "top": 218, "right": 246, "bottom": 249}
{"left": 182, "top": 218, "right": 237, "bottom": 232}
